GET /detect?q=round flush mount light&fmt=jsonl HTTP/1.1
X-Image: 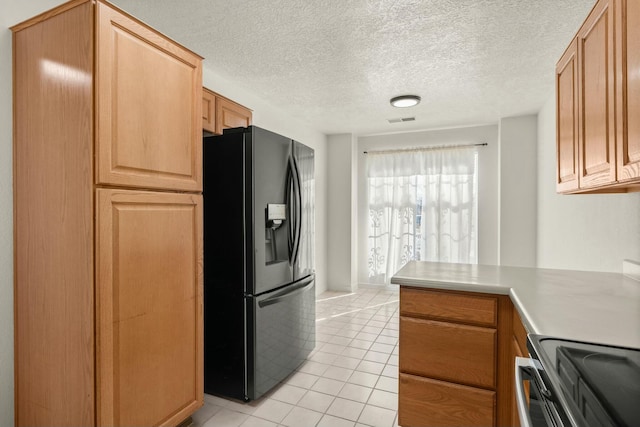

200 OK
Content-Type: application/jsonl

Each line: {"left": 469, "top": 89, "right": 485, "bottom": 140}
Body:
{"left": 390, "top": 95, "right": 421, "bottom": 108}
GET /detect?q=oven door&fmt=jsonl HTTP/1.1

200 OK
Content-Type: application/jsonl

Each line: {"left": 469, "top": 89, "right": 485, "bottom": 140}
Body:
{"left": 516, "top": 357, "right": 566, "bottom": 427}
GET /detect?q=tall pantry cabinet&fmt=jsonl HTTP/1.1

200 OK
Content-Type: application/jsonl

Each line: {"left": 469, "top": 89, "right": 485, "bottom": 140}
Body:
{"left": 12, "top": 1, "right": 204, "bottom": 426}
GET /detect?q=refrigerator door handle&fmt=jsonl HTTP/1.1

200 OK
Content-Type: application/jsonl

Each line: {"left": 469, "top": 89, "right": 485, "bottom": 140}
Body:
{"left": 286, "top": 155, "right": 296, "bottom": 261}
{"left": 287, "top": 154, "right": 302, "bottom": 266}
{"left": 291, "top": 154, "right": 303, "bottom": 266}
{"left": 258, "top": 276, "right": 314, "bottom": 308}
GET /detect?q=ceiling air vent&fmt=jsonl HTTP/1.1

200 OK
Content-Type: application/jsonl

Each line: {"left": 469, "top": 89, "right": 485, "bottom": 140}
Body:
{"left": 388, "top": 117, "right": 416, "bottom": 124}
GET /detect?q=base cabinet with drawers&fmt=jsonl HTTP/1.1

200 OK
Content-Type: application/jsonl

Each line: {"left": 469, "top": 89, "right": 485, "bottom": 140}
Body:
{"left": 12, "top": 1, "right": 203, "bottom": 425}
{"left": 399, "top": 287, "right": 525, "bottom": 427}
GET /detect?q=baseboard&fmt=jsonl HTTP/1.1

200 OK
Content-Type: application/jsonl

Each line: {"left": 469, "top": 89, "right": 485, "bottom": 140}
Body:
{"left": 358, "top": 282, "right": 399, "bottom": 291}
{"left": 622, "top": 259, "right": 640, "bottom": 282}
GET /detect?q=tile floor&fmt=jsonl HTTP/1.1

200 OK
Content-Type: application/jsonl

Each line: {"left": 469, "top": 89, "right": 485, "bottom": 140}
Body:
{"left": 193, "top": 287, "right": 400, "bottom": 427}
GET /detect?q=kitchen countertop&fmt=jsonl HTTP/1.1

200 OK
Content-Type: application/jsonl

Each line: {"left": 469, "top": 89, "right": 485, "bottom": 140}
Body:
{"left": 390, "top": 261, "right": 640, "bottom": 349}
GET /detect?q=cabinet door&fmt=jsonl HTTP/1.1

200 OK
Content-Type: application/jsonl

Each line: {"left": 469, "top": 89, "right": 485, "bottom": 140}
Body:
{"left": 215, "top": 96, "right": 252, "bottom": 134}
{"left": 512, "top": 309, "right": 528, "bottom": 355}
{"left": 577, "top": 0, "right": 617, "bottom": 189}
{"left": 556, "top": 39, "right": 580, "bottom": 193}
{"left": 96, "top": 189, "right": 203, "bottom": 426}
{"left": 511, "top": 338, "right": 524, "bottom": 427}
{"left": 511, "top": 312, "right": 529, "bottom": 427}
{"left": 202, "top": 88, "right": 216, "bottom": 133}
{"left": 616, "top": 0, "right": 640, "bottom": 182}
{"left": 96, "top": 2, "right": 202, "bottom": 192}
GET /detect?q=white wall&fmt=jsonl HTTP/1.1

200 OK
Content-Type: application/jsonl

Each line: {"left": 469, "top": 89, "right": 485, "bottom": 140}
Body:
{"left": 0, "top": 20, "right": 14, "bottom": 427}
{"left": 499, "top": 115, "right": 538, "bottom": 267}
{"left": 537, "top": 95, "right": 640, "bottom": 272}
{"left": 357, "top": 125, "right": 501, "bottom": 285}
{"left": 326, "top": 134, "right": 357, "bottom": 291}
{"left": 202, "top": 68, "right": 329, "bottom": 294}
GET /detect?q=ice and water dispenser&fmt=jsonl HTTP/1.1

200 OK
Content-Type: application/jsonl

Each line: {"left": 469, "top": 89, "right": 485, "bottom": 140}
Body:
{"left": 265, "top": 203, "right": 287, "bottom": 264}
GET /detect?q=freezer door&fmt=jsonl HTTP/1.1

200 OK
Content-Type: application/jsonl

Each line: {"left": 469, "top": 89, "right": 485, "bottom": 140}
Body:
{"left": 251, "top": 127, "right": 295, "bottom": 294}
{"left": 292, "top": 141, "right": 315, "bottom": 280}
{"left": 249, "top": 275, "right": 316, "bottom": 400}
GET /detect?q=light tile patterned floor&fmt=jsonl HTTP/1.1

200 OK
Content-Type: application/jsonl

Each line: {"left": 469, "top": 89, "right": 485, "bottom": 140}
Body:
{"left": 193, "top": 287, "right": 400, "bottom": 427}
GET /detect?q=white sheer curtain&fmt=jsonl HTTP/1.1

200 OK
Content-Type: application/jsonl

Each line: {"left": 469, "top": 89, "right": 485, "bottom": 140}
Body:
{"left": 366, "top": 147, "right": 478, "bottom": 284}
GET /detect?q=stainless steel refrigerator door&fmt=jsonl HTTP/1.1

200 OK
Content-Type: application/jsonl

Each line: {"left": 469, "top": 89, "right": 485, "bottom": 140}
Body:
{"left": 250, "top": 275, "right": 316, "bottom": 400}
{"left": 292, "top": 141, "right": 315, "bottom": 280}
{"left": 251, "top": 127, "right": 295, "bottom": 295}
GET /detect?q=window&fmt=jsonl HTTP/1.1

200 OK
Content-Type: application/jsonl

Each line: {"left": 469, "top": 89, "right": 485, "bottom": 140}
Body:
{"left": 367, "top": 146, "right": 478, "bottom": 284}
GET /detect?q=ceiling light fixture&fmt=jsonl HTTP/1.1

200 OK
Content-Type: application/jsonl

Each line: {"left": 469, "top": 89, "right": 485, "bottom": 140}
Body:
{"left": 390, "top": 95, "right": 421, "bottom": 108}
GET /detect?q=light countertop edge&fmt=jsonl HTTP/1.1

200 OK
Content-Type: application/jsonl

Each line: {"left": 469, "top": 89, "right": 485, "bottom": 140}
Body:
{"left": 390, "top": 261, "right": 640, "bottom": 349}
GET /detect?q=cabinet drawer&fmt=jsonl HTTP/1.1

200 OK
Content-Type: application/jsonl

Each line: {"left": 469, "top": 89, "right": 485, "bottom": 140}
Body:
{"left": 400, "top": 287, "right": 497, "bottom": 327}
{"left": 400, "top": 316, "right": 496, "bottom": 389}
{"left": 399, "top": 373, "right": 495, "bottom": 427}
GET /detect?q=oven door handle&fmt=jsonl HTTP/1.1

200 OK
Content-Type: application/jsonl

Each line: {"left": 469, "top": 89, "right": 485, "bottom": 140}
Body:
{"left": 515, "top": 356, "right": 535, "bottom": 427}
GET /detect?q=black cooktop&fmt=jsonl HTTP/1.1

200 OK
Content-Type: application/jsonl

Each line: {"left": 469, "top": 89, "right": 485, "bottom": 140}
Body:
{"left": 529, "top": 335, "right": 640, "bottom": 427}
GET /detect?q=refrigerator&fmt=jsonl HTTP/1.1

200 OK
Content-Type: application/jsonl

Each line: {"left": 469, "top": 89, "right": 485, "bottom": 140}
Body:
{"left": 203, "top": 126, "right": 315, "bottom": 401}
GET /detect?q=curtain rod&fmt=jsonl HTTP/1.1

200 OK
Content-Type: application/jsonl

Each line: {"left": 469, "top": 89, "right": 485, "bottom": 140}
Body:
{"left": 363, "top": 142, "right": 487, "bottom": 155}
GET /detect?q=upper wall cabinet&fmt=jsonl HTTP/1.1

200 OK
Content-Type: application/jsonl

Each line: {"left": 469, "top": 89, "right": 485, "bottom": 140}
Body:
{"left": 96, "top": 3, "right": 202, "bottom": 191}
{"left": 556, "top": 39, "right": 580, "bottom": 192}
{"left": 202, "top": 87, "right": 252, "bottom": 134}
{"left": 556, "top": 0, "right": 640, "bottom": 193}
{"left": 202, "top": 88, "right": 216, "bottom": 133}
{"left": 576, "top": 0, "right": 616, "bottom": 189}
{"left": 616, "top": 0, "right": 640, "bottom": 183}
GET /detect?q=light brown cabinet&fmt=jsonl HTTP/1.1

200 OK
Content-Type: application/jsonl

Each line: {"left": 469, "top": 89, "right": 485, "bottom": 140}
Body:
{"left": 615, "top": 0, "right": 640, "bottom": 182}
{"left": 400, "top": 317, "right": 497, "bottom": 389}
{"left": 556, "top": 0, "right": 640, "bottom": 193}
{"left": 202, "top": 88, "right": 217, "bottom": 133}
{"left": 556, "top": 39, "right": 580, "bottom": 193}
{"left": 398, "top": 287, "right": 521, "bottom": 427}
{"left": 577, "top": 0, "right": 617, "bottom": 189}
{"left": 96, "top": 190, "right": 203, "bottom": 426}
{"left": 510, "top": 309, "right": 529, "bottom": 427}
{"left": 12, "top": 1, "right": 203, "bottom": 426}
{"left": 399, "top": 374, "right": 495, "bottom": 427}
{"left": 202, "top": 87, "right": 252, "bottom": 134}
{"left": 398, "top": 286, "right": 527, "bottom": 427}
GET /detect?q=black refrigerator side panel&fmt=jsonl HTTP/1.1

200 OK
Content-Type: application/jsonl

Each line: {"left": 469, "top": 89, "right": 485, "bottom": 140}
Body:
{"left": 203, "top": 133, "right": 250, "bottom": 401}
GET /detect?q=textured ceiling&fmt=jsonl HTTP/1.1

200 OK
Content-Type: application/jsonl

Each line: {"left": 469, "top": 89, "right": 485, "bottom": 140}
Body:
{"left": 110, "top": 0, "right": 595, "bottom": 136}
